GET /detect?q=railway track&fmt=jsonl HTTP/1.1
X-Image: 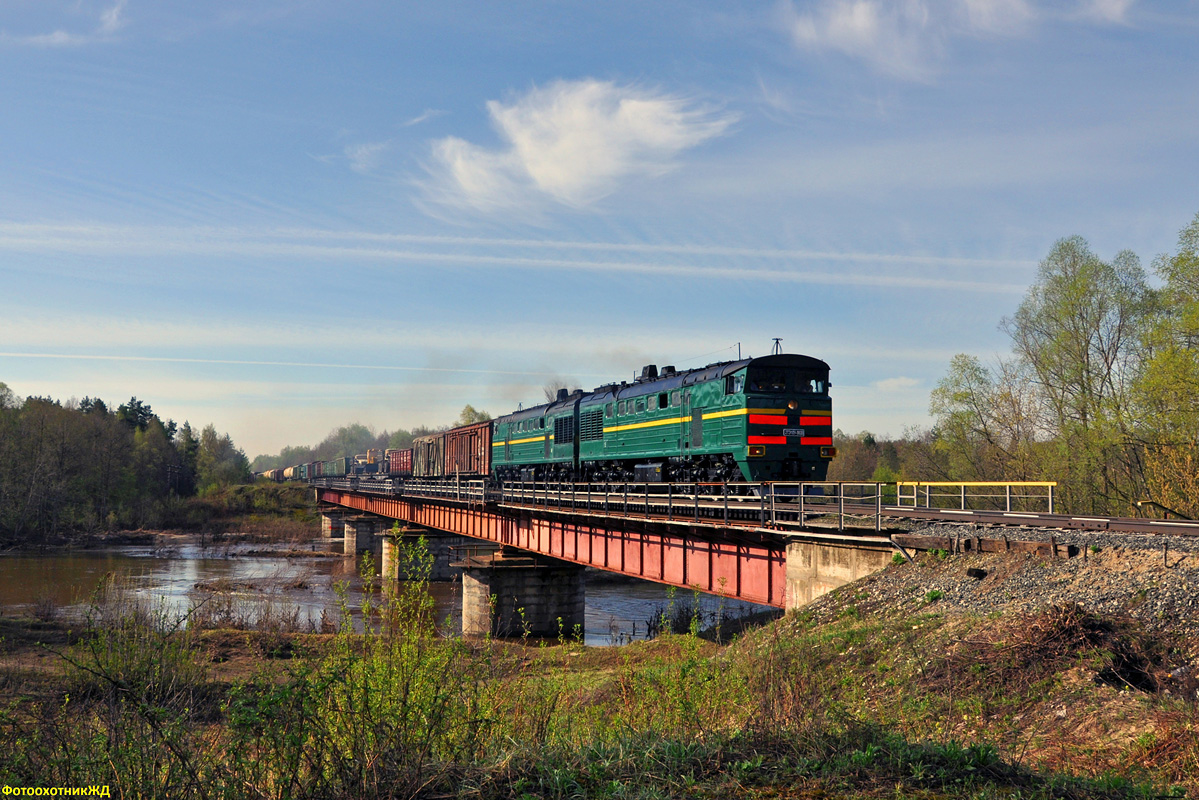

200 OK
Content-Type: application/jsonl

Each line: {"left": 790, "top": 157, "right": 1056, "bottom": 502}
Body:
{"left": 313, "top": 477, "right": 1199, "bottom": 538}
{"left": 864, "top": 504, "right": 1199, "bottom": 537}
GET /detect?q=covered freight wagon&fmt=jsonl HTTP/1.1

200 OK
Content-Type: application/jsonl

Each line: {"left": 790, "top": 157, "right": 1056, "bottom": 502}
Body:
{"left": 386, "top": 448, "right": 413, "bottom": 476}
{"left": 413, "top": 434, "right": 445, "bottom": 477}
{"left": 322, "top": 456, "right": 350, "bottom": 478}
{"left": 444, "top": 420, "right": 492, "bottom": 477}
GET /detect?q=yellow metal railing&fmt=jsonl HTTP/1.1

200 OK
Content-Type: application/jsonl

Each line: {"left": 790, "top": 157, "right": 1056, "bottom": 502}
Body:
{"left": 896, "top": 481, "right": 1057, "bottom": 514}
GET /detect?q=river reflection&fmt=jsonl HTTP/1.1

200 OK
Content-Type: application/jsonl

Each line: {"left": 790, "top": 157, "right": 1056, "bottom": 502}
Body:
{"left": 0, "top": 539, "right": 773, "bottom": 646}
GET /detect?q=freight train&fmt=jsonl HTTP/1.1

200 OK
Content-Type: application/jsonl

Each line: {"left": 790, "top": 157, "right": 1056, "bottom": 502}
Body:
{"left": 261, "top": 353, "right": 834, "bottom": 485}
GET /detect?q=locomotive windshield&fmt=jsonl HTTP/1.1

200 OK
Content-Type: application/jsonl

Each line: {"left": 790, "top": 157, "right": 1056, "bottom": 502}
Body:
{"left": 746, "top": 367, "right": 827, "bottom": 395}
{"left": 747, "top": 368, "right": 787, "bottom": 392}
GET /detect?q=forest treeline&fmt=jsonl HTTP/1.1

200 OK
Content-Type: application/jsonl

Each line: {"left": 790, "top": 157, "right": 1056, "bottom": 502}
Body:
{"left": 0, "top": 388, "right": 252, "bottom": 542}
{"left": 831, "top": 212, "right": 1199, "bottom": 519}
{"left": 249, "top": 404, "right": 491, "bottom": 473}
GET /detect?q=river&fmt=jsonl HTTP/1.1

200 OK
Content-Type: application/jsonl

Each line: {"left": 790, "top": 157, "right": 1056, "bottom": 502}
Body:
{"left": 0, "top": 537, "right": 773, "bottom": 646}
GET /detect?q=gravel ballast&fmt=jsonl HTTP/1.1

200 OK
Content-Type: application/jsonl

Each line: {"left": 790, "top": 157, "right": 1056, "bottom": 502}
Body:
{"left": 804, "top": 522, "right": 1199, "bottom": 639}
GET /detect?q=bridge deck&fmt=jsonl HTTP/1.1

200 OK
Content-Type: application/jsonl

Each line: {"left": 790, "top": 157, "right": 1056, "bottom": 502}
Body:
{"left": 315, "top": 478, "right": 1199, "bottom": 607}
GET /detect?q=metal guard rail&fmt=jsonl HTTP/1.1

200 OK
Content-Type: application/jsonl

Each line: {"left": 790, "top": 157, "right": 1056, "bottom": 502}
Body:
{"left": 896, "top": 481, "right": 1056, "bottom": 514}
{"left": 312, "top": 476, "right": 890, "bottom": 532}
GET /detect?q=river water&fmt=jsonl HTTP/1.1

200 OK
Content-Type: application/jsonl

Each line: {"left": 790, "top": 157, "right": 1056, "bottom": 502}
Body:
{"left": 0, "top": 538, "right": 773, "bottom": 646}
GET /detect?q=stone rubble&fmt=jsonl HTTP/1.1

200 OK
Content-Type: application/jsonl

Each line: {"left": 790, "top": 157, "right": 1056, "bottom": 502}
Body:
{"left": 803, "top": 522, "right": 1199, "bottom": 641}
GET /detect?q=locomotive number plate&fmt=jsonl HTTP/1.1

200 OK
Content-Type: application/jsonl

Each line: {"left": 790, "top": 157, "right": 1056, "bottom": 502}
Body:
{"left": 782, "top": 428, "right": 805, "bottom": 437}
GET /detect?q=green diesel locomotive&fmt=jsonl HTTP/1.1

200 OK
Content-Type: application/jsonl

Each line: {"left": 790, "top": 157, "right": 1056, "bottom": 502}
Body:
{"left": 491, "top": 353, "right": 833, "bottom": 483}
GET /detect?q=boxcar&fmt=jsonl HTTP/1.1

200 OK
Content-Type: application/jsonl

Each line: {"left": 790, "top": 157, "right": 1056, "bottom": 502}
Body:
{"left": 322, "top": 456, "right": 349, "bottom": 478}
{"left": 413, "top": 433, "right": 445, "bottom": 477}
{"left": 387, "top": 447, "right": 413, "bottom": 477}
{"left": 444, "top": 420, "right": 492, "bottom": 477}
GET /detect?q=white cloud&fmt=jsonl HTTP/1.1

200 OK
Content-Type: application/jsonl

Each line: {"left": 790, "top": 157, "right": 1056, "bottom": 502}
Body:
{"left": 783, "top": 0, "right": 940, "bottom": 81}
{"left": 422, "top": 79, "right": 737, "bottom": 213}
{"left": 961, "top": 0, "right": 1035, "bottom": 33}
{"left": 779, "top": 0, "right": 1034, "bottom": 80}
{"left": 2, "top": 0, "right": 127, "bottom": 47}
{"left": 345, "top": 141, "right": 390, "bottom": 174}
{"left": 1076, "top": 0, "right": 1134, "bottom": 23}
{"left": 98, "top": 0, "right": 128, "bottom": 35}
{"left": 402, "top": 109, "right": 445, "bottom": 127}
{"left": 872, "top": 376, "right": 920, "bottom": 391}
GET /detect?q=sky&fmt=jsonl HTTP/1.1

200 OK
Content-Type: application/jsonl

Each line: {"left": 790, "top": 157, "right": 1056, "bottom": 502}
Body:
{"left": 2, "top": 0, "right": 1197, "bottom": 460}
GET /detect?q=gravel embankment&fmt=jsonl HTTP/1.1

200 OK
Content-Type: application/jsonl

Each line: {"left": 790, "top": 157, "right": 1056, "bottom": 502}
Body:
{"left": 806, "top": 522, "right": 1199, "bottom": 639}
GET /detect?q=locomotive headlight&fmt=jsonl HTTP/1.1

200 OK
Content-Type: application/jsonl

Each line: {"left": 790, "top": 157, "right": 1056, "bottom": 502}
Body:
{"left": 787, "top": 400, "right": 798, "bottom": 410}
{"left": 748, "top": 445, "right": 766, "bottom": 457}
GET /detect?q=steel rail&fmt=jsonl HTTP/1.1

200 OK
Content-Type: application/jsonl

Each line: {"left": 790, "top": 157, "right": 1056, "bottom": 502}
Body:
{"left": 309, "top": 477, "right": 1199, "bottom": 538}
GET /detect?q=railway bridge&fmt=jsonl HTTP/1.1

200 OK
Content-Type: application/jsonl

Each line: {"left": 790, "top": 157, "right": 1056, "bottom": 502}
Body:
{"left": 313, "top": 478, "right": 1199, "bottom": 637}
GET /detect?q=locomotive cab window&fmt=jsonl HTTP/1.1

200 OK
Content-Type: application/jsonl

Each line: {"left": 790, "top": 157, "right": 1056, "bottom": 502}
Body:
{"left": 747, "top": 368, "right": 787, "bottom": 393}
{"left": 724, "top": 375, "right": 744, "bottom": 395}
{"left": 797, "top": 373, "right": 828, "bottom": 395}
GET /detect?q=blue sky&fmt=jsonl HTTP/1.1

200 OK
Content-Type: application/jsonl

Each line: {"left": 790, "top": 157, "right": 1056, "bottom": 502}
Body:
{"left": 2, "top": 0, "right": 1197, "bottom": 459}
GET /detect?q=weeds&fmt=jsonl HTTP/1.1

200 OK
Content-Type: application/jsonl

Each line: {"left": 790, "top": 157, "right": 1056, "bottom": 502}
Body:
{"left": 0, "top": 550, "right": 1188, "bottom": 799}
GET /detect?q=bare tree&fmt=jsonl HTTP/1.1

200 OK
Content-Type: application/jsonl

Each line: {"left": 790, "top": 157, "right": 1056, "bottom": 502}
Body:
{"left": 543, "top": 378, "right": 579, "bottom": 403}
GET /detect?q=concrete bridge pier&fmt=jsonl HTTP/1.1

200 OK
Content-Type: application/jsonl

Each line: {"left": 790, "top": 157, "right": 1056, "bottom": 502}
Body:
{"left": 320, "top": 511, "right": 345, "bottom": 539}
{"left": 380, "top": 527, "right": 473, "bottom": 582}
{"left": 784, "top": 539, "right": 894, "bottom": 609}
{"left": 343, "top": 516, "right": 380, "bottom": 555}
{"left": 456, "top": 548, "right": 585, "bottom": 639}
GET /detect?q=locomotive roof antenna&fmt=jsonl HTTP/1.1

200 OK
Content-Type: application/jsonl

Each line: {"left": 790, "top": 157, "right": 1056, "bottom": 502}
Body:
{"left": 771, "top": 337, "right": 783, "bottom": 355}
{"left": 737, "top": 342, "right": 741, "bottom": 360}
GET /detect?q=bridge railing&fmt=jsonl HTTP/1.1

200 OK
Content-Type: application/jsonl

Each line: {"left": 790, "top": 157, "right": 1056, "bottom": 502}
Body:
{"left": 895, "top": 481, "right": 1056, "bottom": 514}
{"left": 311, "top": 476, "right": 891, "bottom": 531}
{"left": 496, "top": 480, "right": 888, "bottom": 532}
{"left": 318, "top": 476, "right": 1069, "bottom": 532}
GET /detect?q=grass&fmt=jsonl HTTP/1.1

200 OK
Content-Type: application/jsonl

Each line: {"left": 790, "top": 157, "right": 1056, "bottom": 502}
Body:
{"left": 1, "top": 544, "right": 1196, "bottom": 798}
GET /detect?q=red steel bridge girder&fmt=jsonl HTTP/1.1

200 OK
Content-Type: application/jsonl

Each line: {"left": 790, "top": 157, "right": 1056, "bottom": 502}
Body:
{"left": 318, "top": 488, "right": 786, "bottom": 607}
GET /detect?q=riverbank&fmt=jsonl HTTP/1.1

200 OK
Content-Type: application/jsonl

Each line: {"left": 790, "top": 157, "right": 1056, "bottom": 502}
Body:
{"left": 0, "top": 482, "right": 320, "bottom": 551}
{"left": 2, "top": 542, "right": 1196, "bottom": 798}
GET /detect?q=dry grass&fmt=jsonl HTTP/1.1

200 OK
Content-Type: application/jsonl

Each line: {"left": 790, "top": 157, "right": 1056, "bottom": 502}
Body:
{"left": 3, "top": 551, "right": 1197, "bottom": 798}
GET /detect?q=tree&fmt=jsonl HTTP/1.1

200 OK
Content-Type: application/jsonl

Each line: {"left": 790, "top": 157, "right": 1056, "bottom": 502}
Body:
{"left": 79, "top": 396, "right": 109, "bottom": 415}
{"left": 455, "top": 404, "right": 491, "bottom": 426}
{"left": 928, "top": 354, "right": 1040, "bottom": 482}
{"left": 543, "top": 378, "right": 579, "bottom": 403}
{"left": 117, "top": 397, "right": 155, "bottom": 431}
{"left": 1135, "top": 213, "right": 1199, "bottom": 515}
{"left": 387, "top": 428, "right": 414, "bottom": 450}
{"left": 1000, "top": 236, "right": 1151, "bottom": 513}
{"left": 196, "top": 424, "right": 252, "bottom": 494}
{"left": 0, "top": 382, "right": 19, "bottom": 410}
{"left": 174, "top": 422, "right": 200, "bottom": 497}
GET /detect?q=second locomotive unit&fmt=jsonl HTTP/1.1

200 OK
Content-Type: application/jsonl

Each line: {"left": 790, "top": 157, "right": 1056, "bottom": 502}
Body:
{"left": 490, "top": 353, "right": 833, "bottom": 483}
